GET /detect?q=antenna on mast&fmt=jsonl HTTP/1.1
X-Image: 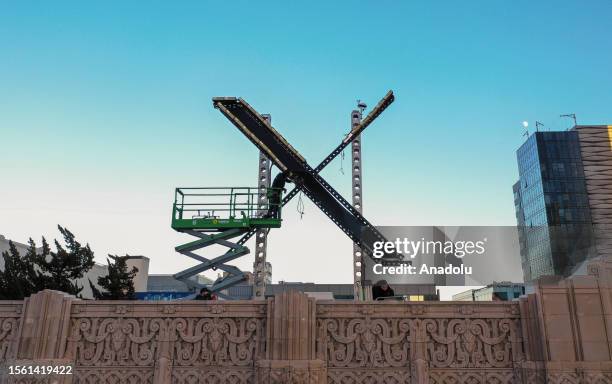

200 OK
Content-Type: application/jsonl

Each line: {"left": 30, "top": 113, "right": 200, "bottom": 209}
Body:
{"left": 357, "top": 99, "right": 367, "bottom": 114}
{"left": 535, "top": 121, "right": 544, "bottom": 132}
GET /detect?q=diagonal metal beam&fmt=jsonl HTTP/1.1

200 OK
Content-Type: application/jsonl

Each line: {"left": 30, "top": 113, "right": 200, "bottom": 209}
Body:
{"left": 213, "top": 92, "right": 397, "bottom": 261}
{"left": 282, "top": 90, "right": 394, "bottom": 204}
{"left": 215, "top": 90, "right": 396, "bottom": 249}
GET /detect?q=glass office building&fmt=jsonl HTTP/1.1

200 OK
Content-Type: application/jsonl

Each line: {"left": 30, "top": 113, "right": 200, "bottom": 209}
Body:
{"left": 514, "top": 131, "right": 596, "bottom": 282}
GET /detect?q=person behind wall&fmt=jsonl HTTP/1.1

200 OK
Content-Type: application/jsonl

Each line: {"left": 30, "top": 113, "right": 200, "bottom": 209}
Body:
{"left": 372, "top": 279, "right": 395, "bottom": 300}
{"left": 195, "top": 287, "right": 216, "bottom": 300}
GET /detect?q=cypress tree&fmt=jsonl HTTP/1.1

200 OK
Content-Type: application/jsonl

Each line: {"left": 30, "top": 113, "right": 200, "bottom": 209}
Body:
{"left": 0, "top": 226, "right": 96, "bottom": 299}
{"left": 90, "top": 255, "right": 138, "bottom": 300}
{"left": 34, "top": 226, "right": 95, "bottom": 297}
{"left": 0, "top": 240, "right": 37, "bottom": 299}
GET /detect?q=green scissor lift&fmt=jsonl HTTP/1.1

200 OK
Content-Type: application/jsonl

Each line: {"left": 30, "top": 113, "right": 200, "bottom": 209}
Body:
{"left": 171, "top": 187, "right": 282, "bottom": 296}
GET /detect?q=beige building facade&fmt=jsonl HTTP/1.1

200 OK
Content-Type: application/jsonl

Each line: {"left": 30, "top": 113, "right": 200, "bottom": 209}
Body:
{"left": 575, "top": 125, "right": 612, "bottom": 260}
{"left": 2, "top": 256, "right": 612, "bottom": 383}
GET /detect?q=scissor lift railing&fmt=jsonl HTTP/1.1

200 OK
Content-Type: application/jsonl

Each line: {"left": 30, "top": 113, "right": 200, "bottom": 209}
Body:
{"left": 171, "top": 187, "right": 282, "bottom": 294}
{"left": 172, "top": 187, "right": 282, "bottom": 231}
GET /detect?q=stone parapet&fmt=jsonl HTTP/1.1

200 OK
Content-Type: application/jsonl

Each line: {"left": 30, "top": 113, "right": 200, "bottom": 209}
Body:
{"left": 1, "top": 257, "right": 612, "bottom": 383}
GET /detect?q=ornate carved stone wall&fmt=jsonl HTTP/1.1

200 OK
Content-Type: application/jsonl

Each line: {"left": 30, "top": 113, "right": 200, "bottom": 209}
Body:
{"left": 0, "top": 302, "right": 22, "bottom": 363}
{"left": 65, "top": 301, "right": 267, "bottom": 384}
{"left": 2, "top": 257, "right": 612, "bottom": 383}
{"left": 316, "top": 301, "right": 522, "bottom": 383}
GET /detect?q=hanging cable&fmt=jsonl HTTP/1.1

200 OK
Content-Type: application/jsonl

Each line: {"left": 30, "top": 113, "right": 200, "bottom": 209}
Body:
{"left": 296, "top": 191, "right": 305, "bottom": 219}
{"left": 339, "top": 147, "right": 345, "bottom": 175}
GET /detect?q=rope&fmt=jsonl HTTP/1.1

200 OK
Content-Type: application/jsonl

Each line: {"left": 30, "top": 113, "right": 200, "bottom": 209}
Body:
{"left": 297, "top": 192, "right": 305, "bottom": 219}
{"left": 339, "top": 148, "right": 345, "bottom": 175}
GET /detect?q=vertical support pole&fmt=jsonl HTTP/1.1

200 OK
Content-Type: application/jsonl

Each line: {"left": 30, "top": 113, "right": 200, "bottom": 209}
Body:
{"left": 351, "top": 109, "right": 364, "bottom": 301}
{"left": 253, "top": 114, "right": 272, "bottom": 299}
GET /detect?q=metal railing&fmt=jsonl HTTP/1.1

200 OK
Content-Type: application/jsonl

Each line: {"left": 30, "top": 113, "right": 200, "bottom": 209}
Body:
{"left": 173, "top": 187, "right": 282, "bottom": 221}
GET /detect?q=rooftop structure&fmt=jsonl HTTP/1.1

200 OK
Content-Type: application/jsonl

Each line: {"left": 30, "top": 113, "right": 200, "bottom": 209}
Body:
{"left": 452, "top": 282, "right": 525, "bottom": 301}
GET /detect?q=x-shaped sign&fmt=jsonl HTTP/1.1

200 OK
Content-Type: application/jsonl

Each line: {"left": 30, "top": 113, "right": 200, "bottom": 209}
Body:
{"left": 174, "top": 91, "right": 395, "bottom": 293}
{"left": 214, "top": 92, "right": 395, "bottom": 256}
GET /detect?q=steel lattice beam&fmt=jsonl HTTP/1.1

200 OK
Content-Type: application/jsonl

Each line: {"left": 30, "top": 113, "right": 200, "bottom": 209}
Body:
{"left": 253, "top": 114, "right": 272, "bottom": 299}
{"left": 351, "top": 108, "right": 364, "bottom": 300}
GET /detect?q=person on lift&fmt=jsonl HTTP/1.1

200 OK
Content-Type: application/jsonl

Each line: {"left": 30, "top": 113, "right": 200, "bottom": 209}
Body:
{"left": 265, "top": 171, "right": 290, "bottom": 219}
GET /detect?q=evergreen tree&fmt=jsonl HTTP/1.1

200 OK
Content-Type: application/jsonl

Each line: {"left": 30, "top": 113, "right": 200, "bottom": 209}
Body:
{"left": 28, "top": 236, "right": 51, "bottom": 292}
{"left": 90, "top": 255, "right": 138, "bottom": 300}
{"left": 0, "top": 240, "right": 37, "bottom": 299}
{"left": 34, "top": 226, "right": 95, "bottom": 297}
{"left": 0, "top": 226, "right": 95, "bottom": 299}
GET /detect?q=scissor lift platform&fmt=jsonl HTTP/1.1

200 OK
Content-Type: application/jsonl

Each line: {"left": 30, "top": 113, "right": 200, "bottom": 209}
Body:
{"left": 171, "top": 187, "right": 282, "bottom": 293}
{"left": 172, "top": 187, "right": 282, "bottom": 231}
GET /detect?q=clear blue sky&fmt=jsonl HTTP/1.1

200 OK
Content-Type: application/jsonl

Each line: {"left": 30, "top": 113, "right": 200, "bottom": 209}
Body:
{"left": 1, "top": 1, "right": 611, "bottom": 281}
